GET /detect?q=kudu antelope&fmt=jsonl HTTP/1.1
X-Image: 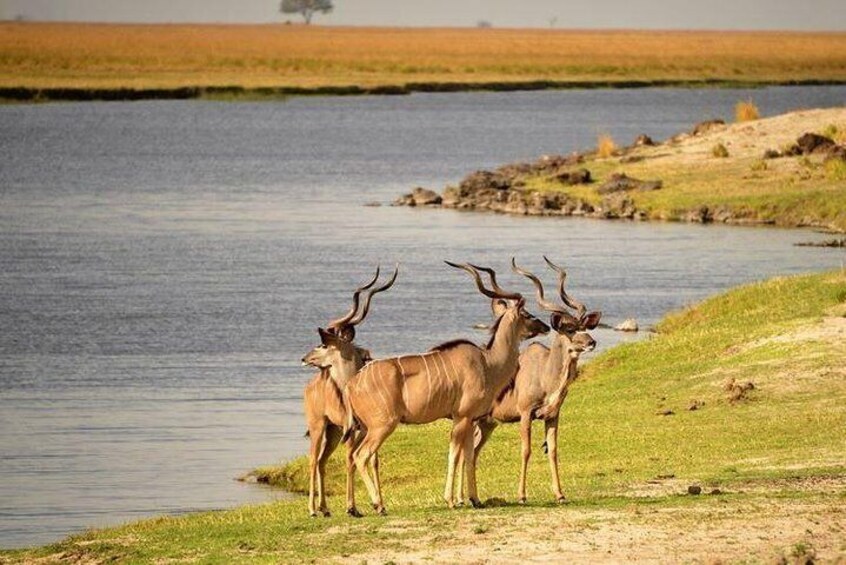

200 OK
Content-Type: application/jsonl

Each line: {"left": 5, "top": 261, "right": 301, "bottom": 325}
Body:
{"left": 343, "top": 262, "right": 549, "bottom": 513}
{"left": 301, "top": 266, "right": 398, "bottom": 517}
{"left": 461, "top": 257, "right": 601, "bottom": 504}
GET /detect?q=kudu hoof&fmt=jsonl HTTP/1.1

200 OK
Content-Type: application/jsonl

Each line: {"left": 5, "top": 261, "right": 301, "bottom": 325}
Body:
{"left": 469, "top": 498, "right": 484, "bottom": 509}
{"left": 346, "top": 507, "right": 363, "bottom": 518}
{"left": 455, "top": 500, "right": 465, "bottom": 508}
{"left": 309, "top": 511, "right": 318, "bottom": 518}
{"left": 517, "top": 497, "right": 527, "bottom": 505}
{"left": 320, "top": 509, "right": 332, "bottom": 518}
{"left": 556, "top": 496, "right": 568, "bottom": 504}
{"left": 373, "top": 504, "right": 388, "bottom": 516}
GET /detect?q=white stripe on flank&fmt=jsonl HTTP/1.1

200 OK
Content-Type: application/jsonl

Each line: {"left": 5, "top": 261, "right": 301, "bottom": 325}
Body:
{"left": 421, "top": 354, "right": 433, "bottom": 406}
{"left": 374, "top": 362, "right": 392, "bottom": 421}
{"left": 445, "top": 353, "right": 461, "bottom": 387}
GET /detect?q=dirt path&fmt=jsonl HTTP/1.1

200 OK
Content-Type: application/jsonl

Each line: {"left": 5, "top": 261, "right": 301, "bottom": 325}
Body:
{"left": 351, "top": 483, "right": 846, "bottom": 564}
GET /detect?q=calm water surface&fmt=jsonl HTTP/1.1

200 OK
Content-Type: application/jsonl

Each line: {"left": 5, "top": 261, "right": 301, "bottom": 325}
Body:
{"left": 1, "top": 86, "right": 844, "bottom": 548}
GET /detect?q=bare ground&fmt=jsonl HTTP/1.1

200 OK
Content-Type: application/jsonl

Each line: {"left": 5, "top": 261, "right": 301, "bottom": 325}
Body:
{"left": 350, "top": 486, "right": 846, "bottom": 564}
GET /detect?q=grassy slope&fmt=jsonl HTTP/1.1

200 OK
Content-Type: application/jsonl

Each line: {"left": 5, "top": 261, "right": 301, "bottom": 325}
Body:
{"left": 524, "top": 109, "right": 846, "bottom": 231}
{"left": 3, "top": 271, "right": 845, "bottom": 563}
{"left": 2, "top": 24, "right": 846, "bottom": 91}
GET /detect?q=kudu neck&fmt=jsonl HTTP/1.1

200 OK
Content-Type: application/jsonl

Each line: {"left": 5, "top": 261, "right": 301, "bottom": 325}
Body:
{"left": 544, "top": 336, "right": 577, "bottom": 391}
{"left": 327, "top": 356, "right": 365, "bottom": 389}
{"left": 483, "top": 312, "right": 522, "bottom": 391}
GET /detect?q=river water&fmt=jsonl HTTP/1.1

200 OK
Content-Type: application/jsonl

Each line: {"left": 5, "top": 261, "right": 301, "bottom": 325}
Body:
{"left": 0, "top": 86, "right": 844, "bottom": 548}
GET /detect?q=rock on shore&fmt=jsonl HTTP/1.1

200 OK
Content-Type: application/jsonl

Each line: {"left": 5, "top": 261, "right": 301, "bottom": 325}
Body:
{"left": 392, "top": 108, "right": 846, "bottom": 231}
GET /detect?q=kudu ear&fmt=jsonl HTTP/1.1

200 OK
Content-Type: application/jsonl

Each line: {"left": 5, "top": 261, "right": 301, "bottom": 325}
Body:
{"left": 490, "top": 299, "right": 508, "bottom": 318}
{"left": 337, "top": 326, "right": 356, "bottom": 342}
{"left": 356, "top": 346, "right": 373, "bottom": 363}
{"left": 318, "top": 327, "right": 341, "bottom": 346}
{"left": 550, "top": 312, "right": 580, "bottom": 334}
{"left": 582, "top": 311, "right": 602, "bottom": 330}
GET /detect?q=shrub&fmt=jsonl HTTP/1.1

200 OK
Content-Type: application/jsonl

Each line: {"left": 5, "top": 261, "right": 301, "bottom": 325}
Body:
{"left": 735, "top": 99, "right": 760, "bottom": 122}
{"left": 597, "top": 134, "right": 617, "bottom": 158}
{"left": 711, "top": 143, "right": 729, "bottom": 158}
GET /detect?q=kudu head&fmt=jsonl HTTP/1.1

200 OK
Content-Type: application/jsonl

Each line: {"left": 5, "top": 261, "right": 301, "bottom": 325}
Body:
{"left": 512, "top": 257, "right": 601, "bottom": 360}
{"left": 445, "top": 261, "right": 550, "bottom": 343}
{"left": 301, "top": 266, "right": 398, "bottom": 380}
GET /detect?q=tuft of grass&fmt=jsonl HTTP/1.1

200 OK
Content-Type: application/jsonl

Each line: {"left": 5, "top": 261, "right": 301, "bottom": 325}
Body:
{"left": 735, "top": 99, "right": 760, "bottom": 122}
{"left": 711, "top": 142, "right": 730, "bottom": 158}
{"left": 825, "top": 158, "right": 846, "bottom": 181}
{"left": 597, "top": 134, "right": 617, "bottom": 158}
{"left": 750, "top": 159, "right": 768, "bottom": 171}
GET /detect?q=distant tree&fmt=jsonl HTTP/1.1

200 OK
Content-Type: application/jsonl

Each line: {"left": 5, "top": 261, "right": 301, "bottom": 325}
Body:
{"left": 280, "top": 0, "right": 333, "bottom": 25}
{"left": 548, "top": 16, "right": 558, "bottom": 28}
{"left": 476, "top": 20, "right": 493, "bottom": 28}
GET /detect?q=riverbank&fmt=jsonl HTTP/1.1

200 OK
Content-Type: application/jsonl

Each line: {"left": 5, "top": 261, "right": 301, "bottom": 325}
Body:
{"left": 2, "top": 24, "right": 846, "bottom": 102}
{"left": 396, "top": 107, "right": 846, "bottom": 232}
{"left": 3, "top": 270, "right": 844, "bottom": 563}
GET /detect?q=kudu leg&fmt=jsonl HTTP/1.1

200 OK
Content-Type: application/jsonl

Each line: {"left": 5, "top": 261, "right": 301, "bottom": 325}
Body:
{"left": 544, "top": 417, "right": 566, "bottom": 502}
{"left": 317, "top": 424, "right": 342, "bottom": 517}
{"left": 455, "top": 450, "right": 465, "bottom": 507}
{"left": 517, "top": 413, "right": 532, "bottom": 504}
{"left": 345, "top": 430, "right": 365, "bottom": 517}
{"left": 460, "top": 418, "right": 483, "bottom": 508}
{"left": 370, "top": 452, "right": 381, "bottom": 502}
{"left": 443, "top": 420, "right": 470, "bottom": 508}
{"left": 352, "top": 425, "right": 394, "bottom": 515}
{"left": 460, "top": 419, "right": 495, "bottom": 506}
{"left": 307, "top": 422, "right": 325, "bottom": 517}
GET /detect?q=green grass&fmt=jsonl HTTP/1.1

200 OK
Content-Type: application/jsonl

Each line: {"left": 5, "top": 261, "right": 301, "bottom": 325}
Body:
{"left": 3, "top": 271, "right": 845, "bottom": 563}
{"left": 526, "top": 137, "right": 846, "bottom": 230}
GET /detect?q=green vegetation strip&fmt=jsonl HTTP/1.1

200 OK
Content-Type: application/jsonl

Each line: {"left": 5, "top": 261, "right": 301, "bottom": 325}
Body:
{"left": 3, "top": 271, "right": 844, "bottom": 563}
{"left": 3, "top": 79, "right": 846, "bottom": 104}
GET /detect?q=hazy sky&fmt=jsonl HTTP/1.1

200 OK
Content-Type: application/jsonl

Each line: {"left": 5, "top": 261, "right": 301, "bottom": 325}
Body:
{"left": 2, "top": 0, "right": 845, "bottom": 30}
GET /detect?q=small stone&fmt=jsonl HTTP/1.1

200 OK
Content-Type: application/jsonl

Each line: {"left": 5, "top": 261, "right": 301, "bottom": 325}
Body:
{"left": 688, "top": 485, "right": 702, "bottom": 495}
{"left": 688, "top": 399, "right": 704, "bottom": 411}
{"left": 614, "top": 318, "right": 639, "bottom": 332}
{"left": 709, "top": 488, "right": 723, "bottom": 495}
{"left": 634, "top": 134, "right": 655, "bottom": 147}
{"left": 656, "top": 409, "right": 675, "bottom": 416}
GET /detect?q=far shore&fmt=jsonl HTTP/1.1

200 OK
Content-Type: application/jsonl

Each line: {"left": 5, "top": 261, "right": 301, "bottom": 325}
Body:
{"left": 2, "top": 23, "right": 846, "bottom": 102}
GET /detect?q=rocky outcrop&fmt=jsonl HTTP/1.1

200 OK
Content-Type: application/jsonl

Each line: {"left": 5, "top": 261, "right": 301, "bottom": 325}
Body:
{"left": 555, "top": 168, "right": 592, "bottom": 185}
{"left": 597, "top": 173, "right": 662, "bottom": 194}
{"left": 691, "top": 119, "right": 725, "bottom": 136}
{"left": 633, "top": 134, "right": 655, "bottom": 147}
{"left": 795, "top": 133, "right": 835, "bottom": 155}
{"left": 394, "top": 187, "right": 442, "bottom": 206}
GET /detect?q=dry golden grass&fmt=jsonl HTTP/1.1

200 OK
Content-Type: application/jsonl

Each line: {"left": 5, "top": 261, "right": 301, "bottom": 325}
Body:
{"left": 1, "top": 23, "right": 846, "bottom": 90}
{"left": 736, "top": 99, "right": 761, "bottom": 122}
{"left": 597, "top": 134, "right": 617, "bottom": 157}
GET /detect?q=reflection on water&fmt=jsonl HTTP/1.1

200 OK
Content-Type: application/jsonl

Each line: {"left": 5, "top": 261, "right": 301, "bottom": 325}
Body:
{"left": 1, "top": 86, "right": 844, "bottom": 548}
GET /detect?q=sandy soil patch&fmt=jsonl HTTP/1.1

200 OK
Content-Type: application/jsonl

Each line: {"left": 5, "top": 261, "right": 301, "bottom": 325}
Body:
{"left": 350, "top": 494, "right": 845, "bottom": 564}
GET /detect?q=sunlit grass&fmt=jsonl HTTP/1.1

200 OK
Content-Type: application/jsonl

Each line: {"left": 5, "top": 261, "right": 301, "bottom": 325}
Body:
{"left": 1, "top": 23, "right": 846, "bottom": 90}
